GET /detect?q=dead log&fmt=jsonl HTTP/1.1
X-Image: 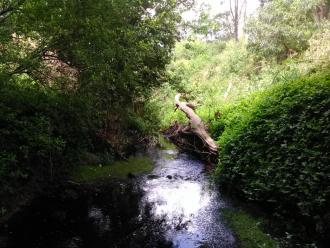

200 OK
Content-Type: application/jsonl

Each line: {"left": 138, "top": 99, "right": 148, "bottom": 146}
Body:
{"left": 163, "top": 94, "right": 218, "bottom": 162}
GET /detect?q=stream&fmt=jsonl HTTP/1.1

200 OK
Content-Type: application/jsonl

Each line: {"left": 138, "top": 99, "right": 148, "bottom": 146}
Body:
{"left": 0, "top": 145, "right": 236, "bottom": 248}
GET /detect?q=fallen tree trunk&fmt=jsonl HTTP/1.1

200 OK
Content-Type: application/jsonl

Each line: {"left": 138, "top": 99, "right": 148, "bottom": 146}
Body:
{"left": 163, "top": 94, "right": 218, "bottom": 162}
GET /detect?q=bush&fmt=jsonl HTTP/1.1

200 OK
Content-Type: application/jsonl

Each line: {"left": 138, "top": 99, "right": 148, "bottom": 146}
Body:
{"left": 245, "top": 0, "right": 320, "bottom": 61}
{"left": 0, "top": 83, "right": 93, "bottom": 203}
{"left": 215, "top": 71, "right": 330, "bottom": 243}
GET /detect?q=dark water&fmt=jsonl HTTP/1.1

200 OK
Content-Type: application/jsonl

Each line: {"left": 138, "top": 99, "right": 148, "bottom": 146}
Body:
{"left": 0, "top": 146, "right": 236, "bottom": 248}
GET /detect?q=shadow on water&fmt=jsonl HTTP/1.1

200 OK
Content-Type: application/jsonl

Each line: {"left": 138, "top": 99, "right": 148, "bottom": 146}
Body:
{"left": 0, "top": 181, "right": 171, "bottom": 248}
{"left": 0, "top": 144, "right": 236, "bottom": 248}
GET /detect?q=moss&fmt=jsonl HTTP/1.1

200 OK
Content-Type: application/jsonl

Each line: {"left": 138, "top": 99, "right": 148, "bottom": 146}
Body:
{"left": 222, "top": 209, "right": 278, "bottom": 248}
{"left": 158, "top": 135, "right": 177, "bottom": 150}
{"left": 71, "top": 156, "right": 153, "bottom": 182}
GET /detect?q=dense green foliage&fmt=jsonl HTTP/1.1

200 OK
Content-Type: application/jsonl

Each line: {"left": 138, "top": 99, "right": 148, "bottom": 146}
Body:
{"left": 0, "top": 0, "right": 182, "bottom": 213}
{"left": 1, "top": 0, "right": 329, "bottom": 245}
{"left": 216, "top": 72, "right": 330, "bottom": 244}
{"left": 245, "top": 0, "right": 324, "bottom": 60}
{"left": 150, "top": 1, "right": 329, "bottom": 129}
{"left": 151, "top": 23, "right": 330, "bottom": 129}
{"left": 0, "top": 84, "right": 92, "bottom": 199}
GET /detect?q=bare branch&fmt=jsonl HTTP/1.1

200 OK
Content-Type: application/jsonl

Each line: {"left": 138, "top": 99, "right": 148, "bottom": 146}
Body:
{"left": 0, "top": 0, "right": 26, "bottom": 23}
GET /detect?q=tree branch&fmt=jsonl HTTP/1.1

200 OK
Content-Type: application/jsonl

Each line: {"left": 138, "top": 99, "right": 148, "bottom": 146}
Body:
{"left": 0, "top": 0, "right": 26, "bottom": 23}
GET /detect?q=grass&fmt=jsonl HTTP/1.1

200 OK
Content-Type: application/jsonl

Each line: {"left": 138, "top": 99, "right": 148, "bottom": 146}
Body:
{"left": 71, "top": 156, "right": 154, "bottom": 182}
{"left": 222, "top": 208, "right": 278, "bottom": 248}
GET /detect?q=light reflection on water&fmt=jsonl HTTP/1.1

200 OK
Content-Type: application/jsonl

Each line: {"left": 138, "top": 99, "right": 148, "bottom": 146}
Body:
{"left": 145, "top": 180, "right": 210, "bottom": 222}
{"left": 88, "top": 207, "right": 111, "bottom": 234}
{"left": 1, "top": 147, "right": 235, "bottom": 248}
{"left": 141, "top": 149, "right": 235, "bottom": 248}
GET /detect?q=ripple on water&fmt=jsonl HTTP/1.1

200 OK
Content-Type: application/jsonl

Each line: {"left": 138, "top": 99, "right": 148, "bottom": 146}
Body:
{"left": 1, "top": 148, "right": 236, "bottom": 248}
{"left": 141, "top": 151, "right": 236, "bottom": 248}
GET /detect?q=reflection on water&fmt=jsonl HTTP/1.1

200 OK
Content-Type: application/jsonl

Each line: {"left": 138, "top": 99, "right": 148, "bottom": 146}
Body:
{"left": 88, "top": 207, "right": 111, "bottom": 235}
{"left": 141, "top": 150, "right": 235, "bottom": 248}
{"left": 0, "top": 146, "right": 235, "bottom": 248}
{"left": 146, "top": 180, "right": 209, "bottom": 220}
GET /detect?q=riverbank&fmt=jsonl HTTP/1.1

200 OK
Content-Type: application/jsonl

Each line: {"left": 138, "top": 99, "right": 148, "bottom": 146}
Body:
{"left": 71, "top": 156, "right": 154, "bottom": 182}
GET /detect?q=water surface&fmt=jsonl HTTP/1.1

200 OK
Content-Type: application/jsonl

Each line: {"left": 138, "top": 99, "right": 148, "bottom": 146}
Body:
{"left": 141, "top": 148, "right": 235, "bottom": 247}
{"left": 0, "top": 146, "right": 235, "bottom": 248}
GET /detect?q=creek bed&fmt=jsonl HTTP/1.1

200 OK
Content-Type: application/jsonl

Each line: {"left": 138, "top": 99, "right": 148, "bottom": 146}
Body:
{"left": 0, "top": 146, "right": 236, "bottom": 248}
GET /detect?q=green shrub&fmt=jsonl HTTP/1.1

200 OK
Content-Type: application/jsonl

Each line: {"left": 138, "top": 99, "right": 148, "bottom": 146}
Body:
{"left": 245, "top": 0, "right": 320, "bottom": 61}
{"left": 0, "top": 83, "right": 93, "bottom": 203}
{"left": 215, "top": 72, "right": 330, "bottom": 243}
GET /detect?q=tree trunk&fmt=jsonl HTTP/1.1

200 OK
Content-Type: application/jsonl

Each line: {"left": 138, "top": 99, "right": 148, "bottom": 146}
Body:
{"left": 163, "top": 94, "right": 218, "bottom": 162}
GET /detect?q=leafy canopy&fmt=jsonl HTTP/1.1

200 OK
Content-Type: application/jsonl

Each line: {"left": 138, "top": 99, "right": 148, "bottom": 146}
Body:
{"left": 245, "top": 0, "right": 323, "bottom": 60}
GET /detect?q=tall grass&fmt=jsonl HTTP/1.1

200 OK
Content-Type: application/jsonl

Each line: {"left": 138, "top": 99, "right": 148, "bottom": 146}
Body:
{"left": 150, "top": 27, "right": 330, "bottom": 128}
